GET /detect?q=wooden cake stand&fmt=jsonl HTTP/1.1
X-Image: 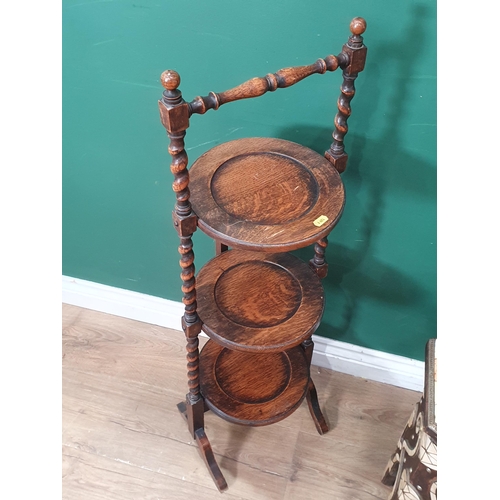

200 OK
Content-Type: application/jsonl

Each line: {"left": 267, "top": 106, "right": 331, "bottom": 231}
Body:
{"left": 158, "top": 17, "right": 367, "bottom": 491}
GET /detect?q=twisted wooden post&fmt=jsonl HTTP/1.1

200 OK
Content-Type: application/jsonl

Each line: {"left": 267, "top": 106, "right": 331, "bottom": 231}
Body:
{"left": 160, "top": 73, "right": 235, "bottom": 490}
{"left": 158, "top": 70, "right": 202, "bottom": 405}
{"left": 309, "top": 236, "right": 329, "bottom": 279}
{"left": 325, "top": 17, "right": 367, "bottom": 173}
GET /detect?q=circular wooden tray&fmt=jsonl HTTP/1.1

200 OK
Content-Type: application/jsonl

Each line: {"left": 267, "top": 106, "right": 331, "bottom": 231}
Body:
{"left": 199, "top": 340, "right": 309, "bottom": 426}
{"left": 189, "top": 137, "right": 345, "bottom": 251}
{"left": 196, "top": 250, "right": 324, "bottom": 352}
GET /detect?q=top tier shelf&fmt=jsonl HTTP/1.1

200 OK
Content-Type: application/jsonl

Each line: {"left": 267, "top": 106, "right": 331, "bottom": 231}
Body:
{"left": 189, "top": 138, "right": 345, "bottom": 252}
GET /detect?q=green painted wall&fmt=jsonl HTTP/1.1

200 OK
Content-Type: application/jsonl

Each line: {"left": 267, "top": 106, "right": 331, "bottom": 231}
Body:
{"left": 63, "top": 0, "right": 436, "bottom": 361}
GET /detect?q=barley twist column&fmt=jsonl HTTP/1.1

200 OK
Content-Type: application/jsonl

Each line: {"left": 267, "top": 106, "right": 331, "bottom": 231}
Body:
{"left": 325, "top": 17, "right": 367, "bottom": 173}
{"left": 159, "top": 70, "right": 202, "bottom": 404}
{"left": 309, "top": 236, "right": 329, "bottom": 279}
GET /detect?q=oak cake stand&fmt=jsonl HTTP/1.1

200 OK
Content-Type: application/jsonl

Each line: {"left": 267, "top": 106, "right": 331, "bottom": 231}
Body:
{"left": 158, "top": 17, "right": 367, "bottom": 492}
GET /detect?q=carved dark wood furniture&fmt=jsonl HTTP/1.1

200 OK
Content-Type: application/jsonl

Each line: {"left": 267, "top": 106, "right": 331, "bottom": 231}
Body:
{"left": 382, "top": 339, "right": 437, "bottom": 499}
{"left": 158, "top": 18, "right": 367, "bottom": 492}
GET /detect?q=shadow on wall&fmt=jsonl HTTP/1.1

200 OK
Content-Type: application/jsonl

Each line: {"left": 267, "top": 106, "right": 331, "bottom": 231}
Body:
{"left": 281, "top": 4, "right": 436, "bottom": 344}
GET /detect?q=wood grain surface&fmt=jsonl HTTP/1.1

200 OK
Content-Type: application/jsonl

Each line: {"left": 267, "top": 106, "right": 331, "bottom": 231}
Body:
{"left": 188, "top": 55, "right": 340, "bottom": 116}
{"left": 196, "top": 250, "right": 325, "bottom": 352}
{"left": 199, "top": 341, "right": 309, "bottom": 426}
{"left": 62, "top": 304, "right": 420, "bottom": 500}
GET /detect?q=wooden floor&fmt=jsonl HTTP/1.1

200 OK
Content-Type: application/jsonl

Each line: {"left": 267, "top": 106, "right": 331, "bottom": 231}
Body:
{"left": 62, "top": 304, "right": 420, "bottom": 500}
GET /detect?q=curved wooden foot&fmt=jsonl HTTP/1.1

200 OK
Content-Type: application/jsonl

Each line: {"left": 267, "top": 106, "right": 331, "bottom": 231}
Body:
{"left": 177, "top": 399, "right": 228, "bottom": 492}
{"left": 194, "top": 428, "right": 228, "bottom": 492}
{"left": 306, "top": 379, "right": 329, "bottom": 435}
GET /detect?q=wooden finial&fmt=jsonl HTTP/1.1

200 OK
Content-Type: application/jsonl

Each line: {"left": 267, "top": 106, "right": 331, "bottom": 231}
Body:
{"left": 161, "top": 70, "right": 181, "bottom": 91}
{"left": 350, "top": 17, "right": 367, "bottom": 36}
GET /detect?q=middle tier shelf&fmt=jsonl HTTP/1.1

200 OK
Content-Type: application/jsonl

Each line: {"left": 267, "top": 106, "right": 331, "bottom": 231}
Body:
{"left": 196, "top": 250, "right": 325, "bottom": 353}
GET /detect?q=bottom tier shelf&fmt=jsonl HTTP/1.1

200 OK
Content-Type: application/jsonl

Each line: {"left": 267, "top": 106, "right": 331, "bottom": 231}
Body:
{"left": 199, "top": 340, "right": 310, "bottom": 426}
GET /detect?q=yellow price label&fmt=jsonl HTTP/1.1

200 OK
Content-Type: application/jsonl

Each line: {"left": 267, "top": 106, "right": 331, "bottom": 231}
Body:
{"left": 313, "top": 215, "right": 329, "bottom": 227}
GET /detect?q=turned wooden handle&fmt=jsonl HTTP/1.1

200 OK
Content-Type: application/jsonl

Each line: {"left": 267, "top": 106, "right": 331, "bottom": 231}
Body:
{"left": 219, "top": 57, "right": 338, "bottom": 104}
{"left": 189, "top": 55, "right": 339, "bottom": 115}
{"left": 162, "top": 17, "right": 368, "bottom": 121}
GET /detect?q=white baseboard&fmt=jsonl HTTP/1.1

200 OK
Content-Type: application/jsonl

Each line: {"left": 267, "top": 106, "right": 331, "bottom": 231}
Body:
{"left": 62, "top": 276, "right": 424, "bottom": 392}
{"left": 62, "top": 275, "right": 185, "bottom": 330}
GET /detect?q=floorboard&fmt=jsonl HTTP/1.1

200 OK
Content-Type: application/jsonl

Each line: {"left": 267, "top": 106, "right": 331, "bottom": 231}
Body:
{"left": 62, "top": 304, "right": 419, "bottom": 499}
